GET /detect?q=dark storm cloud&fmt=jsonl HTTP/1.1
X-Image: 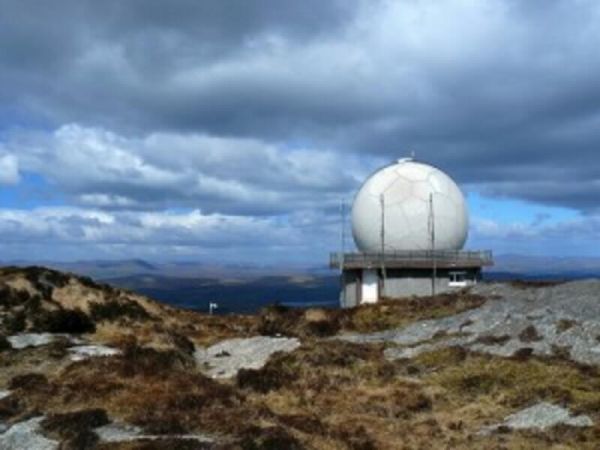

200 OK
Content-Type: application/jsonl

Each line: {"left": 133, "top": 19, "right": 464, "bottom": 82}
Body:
{"left": 0, "top": 0, "right": 363, "bottom": 131}
{"left": 1, "top": 0, "right": 600, "bottom": 217}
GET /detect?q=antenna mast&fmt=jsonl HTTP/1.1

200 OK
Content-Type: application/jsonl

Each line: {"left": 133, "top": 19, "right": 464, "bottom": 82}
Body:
{"left": 340, "top": 200, "right": 346, "bottom": 306}
{"left": 380, "top": 193, "right": 387, "bottom": 298}
{"left": 340, "top": 200, "right": 346, "bottom": 272}
{"left": 429, "top": 193, "right": 437, "bottom": 296}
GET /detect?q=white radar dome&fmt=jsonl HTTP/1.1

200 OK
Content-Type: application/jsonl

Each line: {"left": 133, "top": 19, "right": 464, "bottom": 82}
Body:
{"left": 351, "top": 159, "right": 468, "bottom": 252}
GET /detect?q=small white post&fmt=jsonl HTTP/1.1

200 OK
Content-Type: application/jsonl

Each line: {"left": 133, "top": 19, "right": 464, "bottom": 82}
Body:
{"left": 209, "top": 302, "right": 218, "bottom": 315}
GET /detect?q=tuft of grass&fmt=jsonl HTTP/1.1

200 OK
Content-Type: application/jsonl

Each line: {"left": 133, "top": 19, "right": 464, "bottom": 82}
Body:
{"left": 32, "top": 308, "right": 96, "bottom": 334}
{"left": 42, "top": 408, "right": 110, "bottom": 433}
{"left": 328, "top": 423, "right": 378, "bottom": 450}
{"left": 557, "top": 319, "right": 577, "bottom": 333}
{"left": 0, "top": 395, "right": 22, "bottom": 421}
{"left": 95, "top": 340, "right": 197, "bottom": 378}
{"left": 476, "top": 334, "right": 511, "bottom": 346}
{"left": 4, "top": 310, "right": 26, "bottom": 334}
{"left": 42, "top": 408, "right": 109, "bottom": 449}
{"left": 518, "top": 325, "right": 543, "bottom": 342}
{"left": 9, "top": 372, "right": 50, "bottom": 390}
{"left": 409, "top": 346, "right": 468, "bottom": 372}
{"left": 90, "top": 300, "right": 150, "bottom": 322}
{"left": 345, "top": 292, "right": 486, "bottom": 334}
{"left": 255, "top": 292, "right": 486, "bottom": 338}
{"left": 0, "top": 334, "right": 11, "bottom": 352}
{"left": 96, "top": 439, "right": 214, "bottom": 450}
{"left": 237, "top": 353, "right": 300, "bottom": 394}
{"left": 422, "top": 349, "right": 600, "bottom": 414}
{"left": 237, "top": 425, "right": 303, "bottom": 450}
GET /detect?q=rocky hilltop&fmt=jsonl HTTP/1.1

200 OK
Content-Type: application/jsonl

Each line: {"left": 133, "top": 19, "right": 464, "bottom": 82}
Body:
{"left": 1, "top": 267, "right": 600, "bottom": 449}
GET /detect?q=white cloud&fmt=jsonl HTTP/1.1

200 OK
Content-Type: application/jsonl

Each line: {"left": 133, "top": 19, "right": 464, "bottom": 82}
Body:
{"left": 468, "top": 213, "right": 600, "bottom": 256}
{"left": 0, "top": 153, "right": 19, "bottom": 185}
{"left": 0, "top": 206, "right": 337, "bottom": 262}
{"left": 8, "top": 124, "right": 368, "bottom": 214}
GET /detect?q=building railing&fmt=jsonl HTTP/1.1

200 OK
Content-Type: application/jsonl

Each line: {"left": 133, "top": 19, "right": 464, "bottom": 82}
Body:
{"left": 330, "top": 250, "right": 494, "bottom": 269}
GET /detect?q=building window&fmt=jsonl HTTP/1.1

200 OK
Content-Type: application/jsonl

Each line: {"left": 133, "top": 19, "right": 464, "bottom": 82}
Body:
{"left": 449, "top": 271, "right": 472, "bottom": 287}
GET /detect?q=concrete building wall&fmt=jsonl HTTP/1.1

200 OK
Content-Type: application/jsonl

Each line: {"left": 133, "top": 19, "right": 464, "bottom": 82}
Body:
{"left": 339, "top": 267, "right": 481, "bottom": 308}
{"left": 382, "top": 269, "right": 451, "bottom": 298}
{"left": 339, "top": 270, "right": 360, "bottom": 308}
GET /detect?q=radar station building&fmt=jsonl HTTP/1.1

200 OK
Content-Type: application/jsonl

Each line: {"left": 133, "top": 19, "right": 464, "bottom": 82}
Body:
{"left": 331, "top": 158, "right": 493, "bottom": 307}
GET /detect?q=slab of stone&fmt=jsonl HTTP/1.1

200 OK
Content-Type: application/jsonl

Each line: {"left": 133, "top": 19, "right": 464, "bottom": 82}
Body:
{"left": 481, "top": 402, "right": 593, "bottom": 434}
{"left": 339, "top": 280, "right": 600, "bottom": 366}
{"left": 94, "top": 423, "right": 144, "bottom": 442}
{"left": 195, "top": 335, "right": 301, "bottom": 378}
{"left": 95, "top": 422, "right": 214, "bottom": 443}
{"left": 7, "top": 333, "right": 84, "bottom": 350}
{"left": 0, "top": 417, "right": 58, "bottom": 450}
{"left": 68, "top": 345, "right": 121, "bottom": 361}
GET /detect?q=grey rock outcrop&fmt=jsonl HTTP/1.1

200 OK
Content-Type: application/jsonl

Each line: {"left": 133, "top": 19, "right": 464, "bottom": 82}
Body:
{"left": 195, "top": 335, "right": 301, "bottom": 378}
{"left": 339, "top": 281, "right": 600, "bottom": 366}
{"left": 481, "top": 402, "right": 593, "bottom": 434}
{"left": 7, "top": 333, "right": 84, "bottom": 350}
{"left": 95, "top": 422, "right": 214, "bottom": 444}
{"left": 0, "top": 417, "right": 58, "bottom": 450}
{"left": 68, "top": 344, "right": 121, "bottom": 361}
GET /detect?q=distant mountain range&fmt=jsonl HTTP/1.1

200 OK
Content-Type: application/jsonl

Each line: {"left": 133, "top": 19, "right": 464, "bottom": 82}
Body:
{"left": 489, "top": 254, "right": 600, "bottom": 280}
{"left": 2, "top": 255, "right": 598, "bottom": 314}
{"left": 2, "top": 258, "right": 325, "bottom": 281}
{"left": 5, "top": 254, "right": 599, "bottom": 280}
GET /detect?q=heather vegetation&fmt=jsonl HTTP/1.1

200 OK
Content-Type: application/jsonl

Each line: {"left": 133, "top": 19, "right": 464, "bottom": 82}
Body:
{"left": 255, "top": 291, "right": 486, "bottom": 338}
{"left": 0, "top": 267, "right": 599, "bottom": 448}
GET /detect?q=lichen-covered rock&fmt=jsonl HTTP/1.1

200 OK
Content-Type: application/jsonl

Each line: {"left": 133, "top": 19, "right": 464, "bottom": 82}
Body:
{"left": 195, "top": 335, "right": 301, "bottom": 378}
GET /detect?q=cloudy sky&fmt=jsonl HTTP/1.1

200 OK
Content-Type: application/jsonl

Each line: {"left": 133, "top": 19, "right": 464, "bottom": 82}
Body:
{"left": 1, "top": 0, "right": 599, "bottom": 264}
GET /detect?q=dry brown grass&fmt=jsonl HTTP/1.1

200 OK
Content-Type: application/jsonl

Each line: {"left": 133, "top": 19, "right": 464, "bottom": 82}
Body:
{"left": 235, "top": 340, "right": 435, "bottom": 449}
